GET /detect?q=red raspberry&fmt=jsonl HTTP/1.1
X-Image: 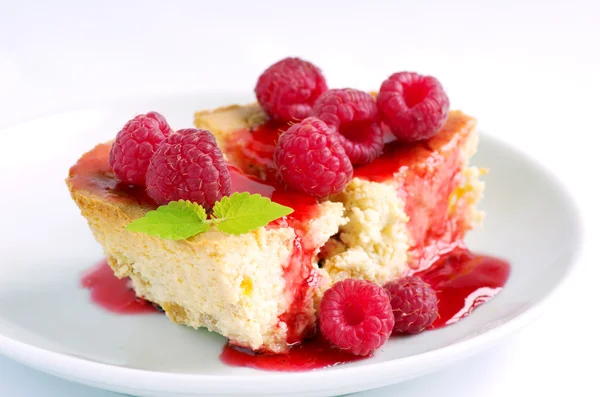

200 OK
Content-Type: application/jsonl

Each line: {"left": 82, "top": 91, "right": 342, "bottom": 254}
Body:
{"left": 311, "top": 88, "right": 384, "bottom": 165}
{"left": 273, "top": 117, "right": 353, "bottom": 197}
{"left": 384, "top": 276, "right": 438, "bottom": 334}
{"left": 146, "top": 128, "right": 231, "bottom": 207}
{"left": 255, "top": 57, "right": 328, "bottom": 122}
{"left": 377, "top": 72, "right": 449, "bottom": 142}
{"left": 146, "top": 111, "right": 172, "bottom": 136}
{"left": 109, "top": 112, "right": 171, "bottom": 185}
{"left": 319, "top": 279, "right": 394, "bottom": 356}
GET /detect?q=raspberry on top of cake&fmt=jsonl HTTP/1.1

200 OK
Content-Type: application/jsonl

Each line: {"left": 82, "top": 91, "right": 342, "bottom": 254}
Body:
{"left": 68, "top": 56, "right": 485, "bottom": 356}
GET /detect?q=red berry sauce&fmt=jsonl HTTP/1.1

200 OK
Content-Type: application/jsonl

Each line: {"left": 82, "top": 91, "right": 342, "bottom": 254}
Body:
{"left": 80, "top": 260, "right": 158, "bottom": 314}
{"left": 220, "top": 333, "right": 368, "bottom": 372}
{"left": 416, "top": 247, "right": 511, "bottom": 328}
{"left": 68, "top": 144, "right": 158, "bottom": 208}
{"left": 223, "top": 120, "right": 288, "bottom": 182}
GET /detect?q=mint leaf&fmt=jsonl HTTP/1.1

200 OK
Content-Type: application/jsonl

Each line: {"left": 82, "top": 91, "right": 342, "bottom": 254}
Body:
{"left": 211, "top": 192, "right": 294, "bottom": 235}
{"left": 126, "top": 200, "right": 209, "bottom": 240}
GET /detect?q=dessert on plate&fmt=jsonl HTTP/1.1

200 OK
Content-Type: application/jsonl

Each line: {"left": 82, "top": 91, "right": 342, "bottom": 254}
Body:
{"left": 67, "top": 57, "right": 505, "bottom": 364}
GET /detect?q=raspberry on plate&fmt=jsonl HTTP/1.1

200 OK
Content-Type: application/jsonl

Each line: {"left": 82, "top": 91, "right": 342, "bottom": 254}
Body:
{"left": 384, "top": 276, "right": 438, "bottom": 334}
{"left": 255, "top": 57, "right": 328, "bottom": 122}
{"left": 273, "top": 117, "right": 353, "bottom": 197}
{"left": 146, "top": 128, "right": 231, "bottom": 207}
{"left": 311, "top": 88, "right": 384, "bottom": 165}
{"left": 109, "top": 112, "right": 171, "bottom": 185}
{"left": 319, "top": 279, "right": 394, "bottom": 356}
{"left": 377, "top": 71, "right": 449, "bottom": 142}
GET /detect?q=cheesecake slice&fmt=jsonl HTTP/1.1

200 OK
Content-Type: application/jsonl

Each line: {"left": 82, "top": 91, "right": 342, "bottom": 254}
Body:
{"left": 67, "top": 102, "right": 483, "bottom": 354}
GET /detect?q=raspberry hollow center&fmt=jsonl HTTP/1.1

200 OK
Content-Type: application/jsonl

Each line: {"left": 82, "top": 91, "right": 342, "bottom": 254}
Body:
{"left": 343, "top": 301, "right": 366, "bottom": 326}
{"left": 339, "top": 120, "right": 373, "bottom": 144}
{"left": 403, "top": 82, "right": 429, "bottom": 108}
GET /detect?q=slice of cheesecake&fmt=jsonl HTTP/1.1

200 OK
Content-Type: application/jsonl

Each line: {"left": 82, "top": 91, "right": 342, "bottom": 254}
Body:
{"left": 67, "top": 102, "right": 483, "bottom": 354}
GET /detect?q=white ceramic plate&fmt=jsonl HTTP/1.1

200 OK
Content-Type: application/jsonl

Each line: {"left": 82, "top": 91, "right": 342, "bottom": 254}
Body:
{"left": 0, "top": 94, "right": 582, "bottom": 397}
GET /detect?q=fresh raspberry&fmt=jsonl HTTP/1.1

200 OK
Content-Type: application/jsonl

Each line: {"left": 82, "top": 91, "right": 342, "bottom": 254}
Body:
{"left": 319, "top": 279, "right": 394, "bottom": 356}
{"left": 146, "top": 128, "right": 231, "bottom": 207}
{"left": 377, "top": 72, "right": 449, "bottom": 142}
{"left": 255, "top": 57, "right": 328, "bottom": 122}
{"left": 273, "top": 117, "right": 353, "bottom": 197}
{"left": 384, "top": 276, "right": 439, "bottom": 334}
{"left": 311, "top": 88, "right": 384, "bottom": 165}
{"left": 109, "top": 112, "right": 171, "bottom": 185}
{"left": 145, "top": 111, "right": 172, "bottom": 136}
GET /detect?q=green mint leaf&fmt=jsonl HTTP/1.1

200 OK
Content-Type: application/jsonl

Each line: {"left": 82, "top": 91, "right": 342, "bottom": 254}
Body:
{"left": 212, "top": 192, "right": 294, "bottom": 235}
{"left": 126, "top": 200, "right": 209, "bottom": 240}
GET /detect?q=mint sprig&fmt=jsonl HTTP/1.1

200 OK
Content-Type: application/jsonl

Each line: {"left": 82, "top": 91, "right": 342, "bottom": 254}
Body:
{"left": 126, "top": 193, "right": 293, "bottom": 240}
{"left": 126, "top": 200, "right": 209, "bottom": 240}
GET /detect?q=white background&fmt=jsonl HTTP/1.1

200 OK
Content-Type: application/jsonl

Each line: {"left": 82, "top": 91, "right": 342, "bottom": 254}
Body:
{"left": 0, "top": 0, "right": 598, "bottom": 396}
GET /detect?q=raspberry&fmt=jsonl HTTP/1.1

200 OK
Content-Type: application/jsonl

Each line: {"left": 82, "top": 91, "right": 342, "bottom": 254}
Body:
{"left": 273, "top": 117, "right": 353, "bottom": 197}
{"left": 255, "top": 57, "right": 328, "bottom": 122}
{"left": 109, "top": 112, "right": 171, "bottom": 185}
{"left": 377, "top": 72, "right": 449, "bottom": 142}
{"left": 384, "top": 276, "right": 438, "bottom": 334}
{"left": 146, "top": 128, "right": 231, "bottom": 207}
{"left": 145, "top": 111, "right": 172, "bottom": 136}
{"left": 319, "top": 279, "right": 394, "bottom": 356}
{"left": 311, "top": 88, "right": 384, "bottom": 165}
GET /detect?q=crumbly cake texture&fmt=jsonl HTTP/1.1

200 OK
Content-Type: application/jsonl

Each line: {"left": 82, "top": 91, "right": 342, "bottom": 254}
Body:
{"left": 67, "top": 102, "right": 483, "bottom": 354}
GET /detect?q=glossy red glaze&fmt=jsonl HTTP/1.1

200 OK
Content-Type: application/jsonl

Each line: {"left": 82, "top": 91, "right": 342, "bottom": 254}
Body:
{"left": 68, "top": 144, "right": 157, "bottom": 207}
{"left": 80, "top": 260, "right": 158, "bottom": 314}
{"left": 416, "top": 248, "right": 511, "bottom": 328}
{"left": 278, "top": 237, "right": 320, "bottom": 344}
{"left": 224, "top": 120, "right": 289, "bottom": 182}
{"left": 220, "top": 333, "right": 368, "bottom": 372}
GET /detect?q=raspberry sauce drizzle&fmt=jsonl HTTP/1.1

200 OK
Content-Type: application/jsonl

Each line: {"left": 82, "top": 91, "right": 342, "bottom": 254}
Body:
{"left": 224, "top": 120, "right": 288, "bottom": 182}
{"left": 80, "top": 260, "right": 158, "bottom": 314}
{"left": 220, "top": 333, "right": 368, "bottom": 371}
{"left": 416, "top": 248, "right": 511, "bottom": 328}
